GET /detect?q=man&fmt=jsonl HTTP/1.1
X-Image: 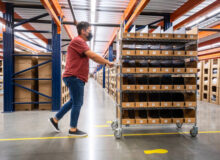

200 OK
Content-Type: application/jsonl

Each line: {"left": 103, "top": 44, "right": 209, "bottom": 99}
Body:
{"left": 49, "top": 22, "right": 114, "bottom": 137}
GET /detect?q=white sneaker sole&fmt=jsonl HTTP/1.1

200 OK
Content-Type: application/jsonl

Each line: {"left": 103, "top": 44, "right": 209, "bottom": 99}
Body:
{"left": 48, "top": 119, "right": 61, "bottom": 133}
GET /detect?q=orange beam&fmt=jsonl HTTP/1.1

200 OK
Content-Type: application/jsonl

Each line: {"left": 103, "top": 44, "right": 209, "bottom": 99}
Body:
{"left": 41, "top": 0, "right": 61, "bottom": 34}
{"left": 124, "top": 0, "right": 150, "bottom": 32}
{"left": 199, "top": 37, "right": 220, "bottom": 47}
{"left": 199, "top": 23, "right": 220, "bottom": 39}
{"left": 174, "top": 1, "right": 220, "bottom": 30}
{"left": 198, "top": 47, "right": 220, "bottom": 56}
{"left": 48, "top": 0, "right": 64, "bottom": 18}
{"left": 199, "top": 52, "right": 220, "bottom": 60}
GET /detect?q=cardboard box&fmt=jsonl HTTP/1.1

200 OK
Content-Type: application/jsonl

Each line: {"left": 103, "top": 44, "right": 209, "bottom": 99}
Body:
{"left": 186, "top": 51, "right": 197, "bottom": 56}
{"left": 149, "top": 50, "right": 161, "bottom": 56}
{"left": 161, "top": 85, "right": 173, "bottom": 90}
{"left": 148, "top": 33, "right": 161, "bottom": 39}
{"left": 174, "top": 68, "right": 185, "bottom": 73}
{"left": 122, "top": 50, "right": 135, "bottom": 56}
{"left": 148, "top": 102, "right": 160, "bottom": 107}
{"left": 174, "top": 51, "right": 185, "bottom": 56}
{"left": 136, "top": 33, "right": 148, "bottom": 38}
{"left": 38, "top": 80, "right": 52, "bottom": 110}
{"left": 184, "top": 109, "right": 196, "bottom": 123}
{"left": 122, "top": 102, "right": 135, "bottom": 108}
{"left": 123, "top": 33, "right": 135, "bottom": 39}
{"left": 122, "top": 119, "right": 135, "bottom": 125}
{"left": 174, "top": 34, "right": 186, "bottom": 39}
{"left": 122, "top": 85, "right": 136, "bottom": 90}
{"left": 185, "top": 101, "right": 197, "bottom": 107}
{"left": 149, "top": 85, "right": 160, "bottom": 90}
{"left": 136, "top": 119, "right": 148, "bottom": 124}
{"left": 173, "top": 85, "right": 185, "bottom": 90}
{"left": 149, "top": 68, "right": 160, "bottom": 73}
{"left": 186, "top": 68, "right": 197, "bottom": 73}
{"left": 148, "top": 118, "right": 160, "bottom": 124}
{"left": 161, "top": 50, "right": 173, "bottom": 56}
{"left": 186, "top": 34, "right": 198, "bottom": 40}
{"left": 161, "top": 102, "right": 172, "bottom": 107}
{"left": 136, "top": 85, "right": 148, "bottom": 90}
{"left": 173, "top": 102, "right": 184, "bottom": 107}
{"left": 122, "top": 68, "right": 136, "bottom": 73}
{"left": 136, "top": 50, "right": 148, "bottom": 56}
{"left": 161, "top": 68, "right": 173, "bottom": 73}
{"left": 136, "top": 68, "right": 148, "bottom": 73}
{"left": 172, "top": 118, "right": 184, "bottom": 124}
{"left": 14, "top": 98, "right": 35, "bottom": 111}
{"left": 185, "top": 85, "right": 196, "bottom": 90}
{"left": 160, "top": 118, "right": 172, "bottom": 124}
{"left": 161, "top": 33, "right": 173, "bottom": 39}
{"left": 38, "top": 53, "right": 52, "bottom": 78}
{"left": 136, "top": 102, "right": 148, "bottom": 108}
{"left": 185, "top": 118, "right": 195, "bottom": 123}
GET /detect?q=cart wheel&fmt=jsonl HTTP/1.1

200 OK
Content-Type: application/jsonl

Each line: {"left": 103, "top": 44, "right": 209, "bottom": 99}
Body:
{"left": 176, "top": 123, "right": 183, "bottom": 128}
{"left": 190, "top": 126, "right": 198, "bottom": 137}
{"left": 111, "top": 120, "right": 118, "bottom": 130}
{"left": 114, "top": 129, "right": 122, "bottom": 139}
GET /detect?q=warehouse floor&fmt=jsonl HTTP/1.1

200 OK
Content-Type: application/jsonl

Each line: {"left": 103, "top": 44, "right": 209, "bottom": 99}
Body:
{"left": 0, "top": 79, "right": 220, "bottom": 160}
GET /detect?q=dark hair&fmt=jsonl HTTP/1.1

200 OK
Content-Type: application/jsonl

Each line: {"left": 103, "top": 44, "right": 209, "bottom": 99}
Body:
{"left": 77, "top": 22, "right": 90, "bottom": 35}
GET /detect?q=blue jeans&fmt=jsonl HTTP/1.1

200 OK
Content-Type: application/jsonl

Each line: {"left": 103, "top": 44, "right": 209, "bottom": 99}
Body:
{"left": 55, "top": 76, "right": 85, "bottom": 128}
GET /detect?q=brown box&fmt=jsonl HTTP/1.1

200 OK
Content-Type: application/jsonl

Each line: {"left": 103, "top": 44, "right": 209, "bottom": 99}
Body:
{"left": 186, "top": 34, "right": 198, "bottom": 40}
{"left": 161, "top": 85, "right": 173, "bottom": 90}
{"left": 136, "top": 68, "right": 148, "bottom": 73}
{"left": 136, "top": 33, "right": 148, "bottom": 39}
{"left": 173, "top": 85, "right": 185, "bottom": 90}
{"left": 136, "top": 50, "right": 148, "bottom": 56}
{"left": 148, "top": 118, "right": 160, "bottom": 124}
{"left": 174, "top": 34, "right": 186, "bottom": 39}
{"left": 185, "top": 101, "right": 197, "bottom": 107}
{"left": 148, "top": 33, "right": 161, "bottom": 39}
{"left": 136, "top": 119, "right": 148, "bottom": 124}
{"left": 173, "top": 102, "right": 184, "bottom": 107}
{"left": 186, "top": 51, "right": 197, "bottom": 56}
{"left": 123, "top": 33, "right": 135, "bottom": 39}
{"left": 174, "top": 51, "right": 186, "bottom": 56}
{"left": 122, "top": 102, "right": 135, "bottom": 108}
{"left": 174, "top": 68, "right": 185, "bottom": 73}
{"left": 136, "top": 85, "right": 148, "bottom": 90}
{"left": 149, "top": 50, "right": 161, "bottom": 56}
{"left": 122, "top": 68, "right": 136, "bottom": 73}
{"left": 38, "top": 53, "right": 52, "bottom": 78}
{"left": 185, "top": 85, "right": 196, "bottom": 90}
{"left": 186, "top": 68, "right": 197, "bottom": 73}
{"left": 122, "top": 119, "right": 135, "bottom": 125}
{"left": 160, "top": 118, "right": 172, "bottom": 124}
{"left": 161, "top": 50, "right": 173, "bottom": 56}
{"left": 149, "top": 85, "right": 160, "bottom": 90}
{"left": 161, "top": 68, "right": 173, "bottom": 73}
{"left": 122, "top": 50, "right": 135, "bottom": 56}
{"left": 122, "top": 85, "right": 136, "bottom": 90}
{"left": 38, "top": 80, "right": 52, "bottom": 110}
{"left": 172, "top": 118, "right": 184, "bottom": 124}
{"left": 149, "top": 68, "right": 160, "bottom": 73}
{"left": 14, "top": 98, "right": 34, "bottom": 111}
{"left": 148, "top": 102, "right": 160, "bottom": 107}
{"left": 161, "top": 33, "right": 173, "bottom": 39}
{"left": 136, "top": 102, "right": 148, "bottom": 108}
{"left": 161, "top": 102, "right": 172, "bottom": 107}
{"left": 184, "top": 109, "right": 196, "bottom": 123}
{"left": 14, "top": 80, "right": 35, "bottom": 99}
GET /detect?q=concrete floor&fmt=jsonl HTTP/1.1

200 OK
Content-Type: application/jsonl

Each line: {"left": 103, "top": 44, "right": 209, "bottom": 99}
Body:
{"left": 0, "top": 78, "right": 220, "bottom": 160}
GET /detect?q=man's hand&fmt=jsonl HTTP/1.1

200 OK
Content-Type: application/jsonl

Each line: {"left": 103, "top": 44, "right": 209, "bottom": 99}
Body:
{"left": 107, "top": 61, "right": 115, "bottom": 68}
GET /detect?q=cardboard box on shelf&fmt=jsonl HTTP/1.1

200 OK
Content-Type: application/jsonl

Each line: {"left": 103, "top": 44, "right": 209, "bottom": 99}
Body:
{"left": 172, "top": 118, "right": 184, "bottom": 124}
{"left": 161, "top": 68, "right": 173, "bottom": 73}
{"left": 122, "top": 50, "right": 136, "bottom": 56}
{"left": 161, "top": 85, "right": 173, "bottom": 90}
{"left": 186, "top": 34, "right": 198, "bottom": 40}
{"left": 173, "top": 102, "right": 184, "bottom": 107}
{"left": 186, "top": 51, "right": 197, "bottom": 56}
{"left": 122, "top": 85, "right": 136, "bottom": 90}
{"left": 122, "top": 102, "right": 135, "bottom": 108}
{"left": 148, "top": 102, "right": 160, "bottom": 107}
{"left": 136, "top": 102, "right": 148, "bottom": 108}
{"left": 122, "top": 68, "right": 136, "bottom": 74}
{"left": 174, "top": 51, "right": 186, "bottom": 56}
{"left": 123, "top": 33, "right": 135, "bottom": 39}
{"left": 136, "top": 85, "right": 148, "bottom": 90}
{"left": 149, "top": 68, "right": 160, "bottom": 73}
{"left": 173, "top": 85, "right": 185, "bottom": 90}
{"left": 136, "top": 68, "right": 148, "bottom": 73}
{"left": 14, "top": 98, "right": 35, "bottom": 111}
{"left": 136, "top": 33, "right": 148, "bottom": 39}
{"left": 173, "top": 34, "right": 186, "bottom": 39}
{"left": 184, "top": 109, "right": 196, "bottom": 123}
{"left": 160, "top": 118, "right": 172, "bottom": 124}
{"left": 122, "top": 119, "right": 135, "bottom": 125}
{"left": 148, "top": 118, "right": 160, "bottom": 124}
{"left": 149, "top": 50, "right": 161, "bottom": 56}
{"left": 136, "top": 50, "right": 148, "bottom": 56}
{"left": 161, "top": 102, "right": 172, "bottom": 107}
{"left": 161, "top": 33, "right": 173, "bottom": 39}
{"left": 149, "top": 85, "right": 160, "bottom": 90}
{"left": 186, "top": 68, "right": 197, "bottom": 73}
{"left": 161, "top": 50, "right": 173, "bottom": 56}
{"left": 174, "top": 68, "right": 185, "bottom": 73}
{"left": 135, "top": 119, "right": 148, "bottom": 124}
{"left": 148, "top": 33, "right": 161, "bottom": 39}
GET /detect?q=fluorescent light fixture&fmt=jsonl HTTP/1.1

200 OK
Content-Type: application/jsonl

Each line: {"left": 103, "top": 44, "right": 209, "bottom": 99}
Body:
{"left": 199, "top": 42, "right": 220, "bottom": 51}
{"left": 207, "top": 8, "right": 220, "bottom": 17}
{"left": 186, "top": 17, "right": 205, "bottom": 28}
{"left": 90, "top": 0, "right": 96, "bottom": 53}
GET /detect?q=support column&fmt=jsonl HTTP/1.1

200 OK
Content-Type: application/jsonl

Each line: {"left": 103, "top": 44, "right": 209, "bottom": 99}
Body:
{"left": 108, "top": 45, "right": 113, "bottom": 92}
{"left": 52, "top": 17, "right": 61, "bottom": 111}
{"left": 103, "top": 65, "right": 105, "bottom": 88}
{"left": 3, "top": 3, "right": 14, "bottom": 112}
{"left": 164, "top": 15, "right": 172, "bottom": 31}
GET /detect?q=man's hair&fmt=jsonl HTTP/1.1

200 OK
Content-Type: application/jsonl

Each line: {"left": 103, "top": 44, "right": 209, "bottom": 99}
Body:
{"left": 77, "top": 22, "right": 90, "bottom": 35}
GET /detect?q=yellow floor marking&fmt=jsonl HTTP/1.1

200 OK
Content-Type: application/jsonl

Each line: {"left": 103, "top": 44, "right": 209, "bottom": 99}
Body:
{"left": 95, "top": 125, "right": 110, "bottom": 128}
{"left": 144, "top": 149, "right": 168, "bottom": 155}
{"left": 0, "top": 130, "right": 220, "bottom": 142}
{"left": 106, "top": 121, "right": 112, "bottom": 124}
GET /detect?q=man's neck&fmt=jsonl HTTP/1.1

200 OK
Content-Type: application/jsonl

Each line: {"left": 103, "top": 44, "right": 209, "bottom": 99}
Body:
{"left": 79, "top": 35, "right": 87, "bottom": 41}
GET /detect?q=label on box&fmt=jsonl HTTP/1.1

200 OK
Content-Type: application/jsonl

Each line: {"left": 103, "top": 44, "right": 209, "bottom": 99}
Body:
{"left": 189, "top": 51, "right": 193, "bottom": 55}
{"left": 140, "top": 86, "right": 144, "bottom": 90}
{"left": 165, "top": 51, "right": 168, "bottom": 55}
{"left": 190, "top": 35, "right": 193, "bottom": 38}
{"left": 152, "top": 103, "right": 155, "bottom": 106}
{"left": 189, "top": 86, "right": 192, "bottom": 89}
{"left": 153, "top": 69, "right": 156, "bottom": 72}
{"left": 127, "top": 51, "right": 130, "bottom": 54}
{"left": 140, "top": 33, "right": 143, "bottom": 36}
{"left": 188, "top": 119, "right": 191, "bottom": 122}
{"left": 164, "top": 103, "right": 168, "bottom": 106}
{"left": 165, "top": 69, "right": 169, "bottom": 72}
{"left": 127, "top": 33, "right": 130, "bottom": 37}
{"left": 177, "top": 86, "right": 180, "bottom": 89}
{"left": 164, "top": 120, "right": 168, "bottom": 123}
{"left": 152, "top": 120, "right": 156, "bottom": 123}
{"left": 140, "top": 103, "right": 143, "bottom": 107}
{"left": 126, "top": 103, "right": 130, "bottom": 107}
{"left": 165, "top": 86, "right": 168, "bottom": 89}
{"left": 176, "top": 120, "right": 180, "bottom": 123}
{"left": 127, "top": 68, "right": 131, "bottom": 72}
{"left": 127, "top": 120, "right": 130, "bottom": 123}
{"left": 178, "top": 51, "right": 181, "bottom": 55}
{"left": 188, "top": 103, "right": 192, "bottom": 106}
{"left": 190, "top": 69, "right": 193, "bottom": 72}
{"left": 140, "top": 120, "right": 143, "bottom": 123}
{"left": 127, "top": 86, "right": 131, "bottom": 89}
{"left": 152, "top": 86, "right": 156, "bottom": 89}
{"left": 165, "top": 35, "right": 168, "bottom": 38}
{"left": 140, "top": 51, "right": 143, "bottom": 54}
{"left": 177, "top": 35, "right": 181, "bottom": 38}
{"left": 177, "top": 103, "right": 180, "bottom": 106}
{"left": 153, "top": 34, "right": 156, "bottom": 37}
{"left": 153, "top": 51, "right": 156, "bottom": 55}
{"left": 177, "top": 69, "right": 181, "bottom": 72}
{"left": 140, "top": 69, "right": 143, "bottom": 72}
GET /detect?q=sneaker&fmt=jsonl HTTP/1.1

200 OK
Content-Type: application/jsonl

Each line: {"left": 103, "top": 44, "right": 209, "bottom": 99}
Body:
{"left": 48, "top": 117, "right": 60, "bottom": 133}
{"left": 68, "top": 129, "right": 88, "bottom": 137}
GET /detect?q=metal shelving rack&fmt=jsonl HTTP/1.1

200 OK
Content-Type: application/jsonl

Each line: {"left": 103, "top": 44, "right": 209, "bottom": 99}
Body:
{"left": 111, "top": 25, "right": 198, "bottom": 139}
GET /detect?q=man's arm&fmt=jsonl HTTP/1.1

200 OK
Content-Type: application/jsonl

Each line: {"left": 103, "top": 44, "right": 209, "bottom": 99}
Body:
{"left": 85, "top": 50, "right": 114, "bottom": 67}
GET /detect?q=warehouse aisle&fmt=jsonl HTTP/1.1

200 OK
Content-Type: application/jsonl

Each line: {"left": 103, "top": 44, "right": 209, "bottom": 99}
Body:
{"left": 0, "top": 79, "right": 220, "bottom": 160}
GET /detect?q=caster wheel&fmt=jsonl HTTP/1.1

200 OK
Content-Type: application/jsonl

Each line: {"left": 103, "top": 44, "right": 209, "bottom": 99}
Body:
{"left": 190, "top": 126, "right": 198, "bottom": 137}
{"left": 111, "top": 121, "right": 118, "bottom": 130}
{"left": 114, "top": 129, "right": 122, "bottom": 139}
{"left": 176, "top": 123, "right": 183, "bottom": 128}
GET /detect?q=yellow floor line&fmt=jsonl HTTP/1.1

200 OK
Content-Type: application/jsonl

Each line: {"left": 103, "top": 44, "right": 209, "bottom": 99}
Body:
{"left": 0, "top": 130, "right": 220, "bottom": 142}
{"left": 144, "top": 149, "right": 168, "bottom": 155}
